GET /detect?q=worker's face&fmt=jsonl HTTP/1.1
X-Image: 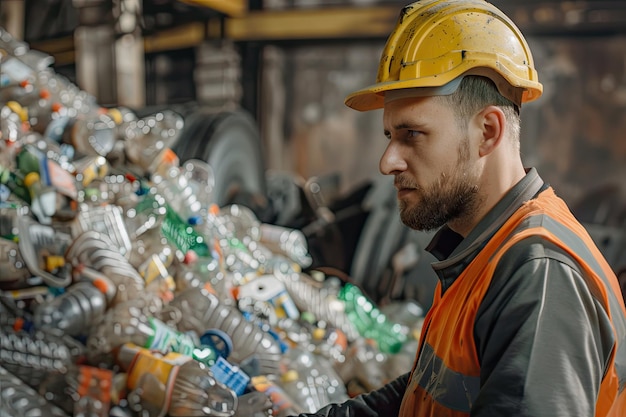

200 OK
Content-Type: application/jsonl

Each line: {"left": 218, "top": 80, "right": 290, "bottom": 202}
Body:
{"left": 380, "top": 96, "right": 480, "bottom": 231}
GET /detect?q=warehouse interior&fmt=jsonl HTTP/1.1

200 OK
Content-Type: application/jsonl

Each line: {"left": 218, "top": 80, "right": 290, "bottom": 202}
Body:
{"left": 1, "top": 0, "right": 626, "bottom": 415}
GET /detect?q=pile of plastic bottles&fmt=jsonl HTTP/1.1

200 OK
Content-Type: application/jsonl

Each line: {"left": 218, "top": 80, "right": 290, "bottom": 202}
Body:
{"left": 0, "top": 27, "right": 425, "bottom": 417}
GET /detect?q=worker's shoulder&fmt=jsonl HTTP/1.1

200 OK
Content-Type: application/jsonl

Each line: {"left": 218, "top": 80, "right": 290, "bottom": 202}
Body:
{"left": 497, "top": 232, "right": 583, "bottom": 274}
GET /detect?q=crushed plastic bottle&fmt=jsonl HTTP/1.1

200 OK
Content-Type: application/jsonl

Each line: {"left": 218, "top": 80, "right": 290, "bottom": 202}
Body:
{"left": 277, "top": 346, "right": 348, "bottom": 412}
{"left": 123, "top": 110, "right": 184, "bottom": 176}
{"left": 0, "top": 325, "right": 86, "bottom": 389}
{"left": 158, "top": 286, "right": 283, "bottom": 376}
{"left": 250, "top": 375, "right": 303, "bottom": 417}
{"left": 151, "top": 149, "right": 213, "bottom": 225}
{"left": 0, "top": 364, "right": 70, "bottom": 417}
{"left": 37, "top": 364, "right": 114, "bottom": 417}
{"left": 65, "top": 111, "right": 118, "bottom": 157}
{"left": 259, "top": 223, "right": 312, "bottom": 268}
{"left": 117, "top": 344, "right": 237, "bottom": 417}
{"left": 33, "top": 280, "right": 109, "bottom": 337}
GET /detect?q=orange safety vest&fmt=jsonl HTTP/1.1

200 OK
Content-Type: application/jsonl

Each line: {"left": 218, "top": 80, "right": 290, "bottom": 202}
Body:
{"left": 399, "top": 188, "right": 626, "bottom": 417}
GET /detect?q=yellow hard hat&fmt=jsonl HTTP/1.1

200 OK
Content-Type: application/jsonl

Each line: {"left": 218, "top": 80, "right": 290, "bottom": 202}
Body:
{"left": 345, "top": 0, "right": 543, "bottom": 111}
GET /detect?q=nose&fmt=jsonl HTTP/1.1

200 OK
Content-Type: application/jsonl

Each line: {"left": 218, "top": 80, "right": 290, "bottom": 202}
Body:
{"left": 379, "top": 142, "right": 406, "bottom": 176}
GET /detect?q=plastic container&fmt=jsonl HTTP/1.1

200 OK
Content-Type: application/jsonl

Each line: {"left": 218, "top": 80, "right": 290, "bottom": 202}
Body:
{"left": 37, "top": 364, "right": 114, "bottom": 417}
{"left": 338, "top": 283, "right": 408, "bottom": 354}
{"left": 152, "top": 151, "right": 214, "bottom": 226}
{"left": 65, "top": 230, "right": 146, "bottom": 306}
{"left": 250, "top": 375, "right": 303, "bottom": 417}
{"left": 0, "top": 326, "right": 86, "bottom": 389}
{"left": 161, "top": 201, "right": 211, "bottom": 258}
{"left": 269, "top": 268, "right": 360, "bottom": 342}
{"left": 86, "top": 296, "right": 198, "bottom": 361}
{"left": 259, "top": 223, "right": 312, "bottom": 268}
{"left": 65, "top": 112, "right": 118, "bottom": 157}
{"left": 159, "top": 286, "right": 283, "bottom": 376}
{"left": 0, "top": 364, "right": 70, "bottom": 417}
{"left": 117, "top": 344, "right": 237, "bottom": 417}
{"left": 278, "top": 346, "right": 348, "bottom": 412}
{"left": 33, "top": 281, "right": 109, "bottom": 337}
{"left": 123, "top": 110, "right": 184, "bottom": 176}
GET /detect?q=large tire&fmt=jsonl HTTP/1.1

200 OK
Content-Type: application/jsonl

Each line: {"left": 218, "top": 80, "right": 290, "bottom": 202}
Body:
{"left": 175, "top": 109, "right": 267, "bottom": 208}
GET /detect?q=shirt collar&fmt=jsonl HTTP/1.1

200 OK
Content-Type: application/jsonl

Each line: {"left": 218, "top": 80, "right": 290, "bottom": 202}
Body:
{"left": 426, "top": 168, "right": 546, "bottom": 288}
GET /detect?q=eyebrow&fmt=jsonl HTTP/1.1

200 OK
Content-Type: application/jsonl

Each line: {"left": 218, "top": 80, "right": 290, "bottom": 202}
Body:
{"left": 384, "top": 121, "right": 427, "bottom": 137}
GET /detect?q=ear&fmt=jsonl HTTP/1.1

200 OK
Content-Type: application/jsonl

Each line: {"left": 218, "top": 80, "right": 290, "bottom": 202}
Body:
{"left": 476, "top": 105, "right": 506, "bottom": 157}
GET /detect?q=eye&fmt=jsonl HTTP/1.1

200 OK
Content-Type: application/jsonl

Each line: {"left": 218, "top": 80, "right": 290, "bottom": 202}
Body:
{"left": 405, "top": 129, "right": 423, "bottom": 140}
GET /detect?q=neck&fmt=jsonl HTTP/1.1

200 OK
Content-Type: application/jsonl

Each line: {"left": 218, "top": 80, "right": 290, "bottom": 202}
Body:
{"left": 448, "top": 155, "right": 526, "bottom": 238}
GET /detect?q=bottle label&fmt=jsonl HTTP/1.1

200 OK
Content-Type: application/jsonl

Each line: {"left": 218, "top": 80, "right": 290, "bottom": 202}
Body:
{"left": 127, "top": 348, "right": 190, "bottom": 388}
{"left": 146, "top": 317, "right": 196, "bottom": 356}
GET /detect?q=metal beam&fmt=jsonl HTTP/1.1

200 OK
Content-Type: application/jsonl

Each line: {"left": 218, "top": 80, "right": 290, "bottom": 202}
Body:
{"left": 143, "top": 21, "right": 206, "bottom": 53}
{"left": 225, "top": 6, "right": 400, "bottom": 42}
{"left": 177, "top": 0, "right": 247, "bottom": 17}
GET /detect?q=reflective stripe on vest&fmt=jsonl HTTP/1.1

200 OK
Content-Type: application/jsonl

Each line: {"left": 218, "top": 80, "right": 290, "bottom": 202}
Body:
{"left": 399, "top": 188, "right": 626, "bottom": 417}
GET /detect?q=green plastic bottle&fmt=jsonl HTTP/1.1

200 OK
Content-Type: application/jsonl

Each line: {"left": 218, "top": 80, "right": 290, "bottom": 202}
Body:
{"left": 161, "top": 202, "right": 210, "bottom": 258}
{"left": 338, "top": 283, "right": 408, "bottom": 354}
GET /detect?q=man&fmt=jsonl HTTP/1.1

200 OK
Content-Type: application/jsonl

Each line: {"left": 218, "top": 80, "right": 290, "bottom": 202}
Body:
{"left": 292, "top": 1, "right": 626, "bottom": 416}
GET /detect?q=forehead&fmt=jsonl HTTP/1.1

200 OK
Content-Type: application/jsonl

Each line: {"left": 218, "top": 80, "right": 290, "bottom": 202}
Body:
{"left": 383, "top": 95, "right": 452, "bottom": 129}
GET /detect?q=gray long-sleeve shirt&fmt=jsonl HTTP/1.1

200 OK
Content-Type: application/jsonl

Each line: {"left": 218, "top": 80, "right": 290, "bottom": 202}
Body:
{"left": 293, "top": 168, "right": 617, "bottom": 416}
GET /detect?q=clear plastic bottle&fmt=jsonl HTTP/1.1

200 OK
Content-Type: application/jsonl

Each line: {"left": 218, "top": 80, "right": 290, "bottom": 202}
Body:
{"left": 37, "top": 363, "right": 114, "bottom": 417}
{"left": 278, "top": 346, "right": 348, "bottom": 412}
{"left": 0, "top": 55, "right": 36, "bottom": 103}
{"left": 335, "top": 337, "right": 389, "bottom": 395}
{"left": 158, "top": 286, "right": 283, "bottom": 377}
{"left": 0, "top": 326, "right": 86, "bottom": 390}
{"left": 232, "top": 390, "right": 273, "bottom": 417}
{"left": 0, "top": 224, "right": 32, "bottom": 288}
{"left": 33, "top": 280, "right": 109, "bottom": 337}
{"left": 268, "top": 268, "right": 361, "bottom": 342}
{"left": 65, "top": 111, "right": 118, "bottom": 157}
{"left": 117, "top": 344, "right": 238, "bottom": 417}
{"left": 181, "top": 158, "right": 215, "bottom": 215}
{"left": 1, "top": 101, "right": 29, "bottom": 147}
{"left": 86, "top": 294, "right": 218, "bottom": 366}
{"left": 200, "top": 204, "right": 260, "bottom": 272}
{"left": 152, "top": 150, "right": 213, "bottom": 225}
{"left": 123, "top": 110, "right": 184, "bottom": 176}
{"left": 0, "top": 364, "right": 70, "bottom": 417}
{"left": 259, "top": 223, "right": 312, "bottom": 268}
{"left": 66, "top": 230, "right": 147, "bottom": 307}
{"left": 123, "top": 190, "right": 166, "bottom": 241}
{"left": 171, "top": 251, "right": 223, "bottom": 294}
{"left": 249, "top": 375, "right": 303, "bottom": 417}
{"left": 28, "top": 88, "right": 63, "bottom": 134}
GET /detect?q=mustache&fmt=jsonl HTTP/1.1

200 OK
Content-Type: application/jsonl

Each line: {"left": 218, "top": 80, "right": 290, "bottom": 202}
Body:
{"left": 394, "top": 175, "right": 419, "bottom": 190}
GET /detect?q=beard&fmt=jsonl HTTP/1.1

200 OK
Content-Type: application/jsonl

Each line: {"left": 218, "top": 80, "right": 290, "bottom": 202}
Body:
{"left": 397, "top": 139, "right": 480, "bottom": 231}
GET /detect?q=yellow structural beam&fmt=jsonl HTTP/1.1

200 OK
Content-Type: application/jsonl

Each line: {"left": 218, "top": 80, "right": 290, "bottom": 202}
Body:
{"left": 226, "top": 6, "right": 399, "bottom": 41}
{"left": 29, "top": 36, "right": 75, "bottom": 66}
{"left": 143, "top": 21, "right": 207, "bottom": 53}
{"left": 29, "top": 6, "right": 401, "bottom": 62}
{"left": 178, "top": 0, "right": 248, "bottom": 17}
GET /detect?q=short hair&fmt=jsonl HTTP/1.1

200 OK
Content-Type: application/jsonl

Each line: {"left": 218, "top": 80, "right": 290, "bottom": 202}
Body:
{"left": 440, "top": 76, "right": 521, "bottom": 147}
